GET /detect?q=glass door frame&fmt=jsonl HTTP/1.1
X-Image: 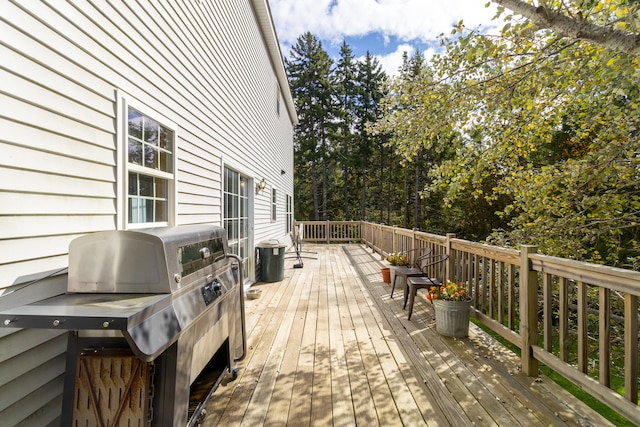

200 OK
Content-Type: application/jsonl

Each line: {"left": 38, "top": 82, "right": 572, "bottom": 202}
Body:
{"left": 223, "top": 166, "right": 254, "bottom": 284}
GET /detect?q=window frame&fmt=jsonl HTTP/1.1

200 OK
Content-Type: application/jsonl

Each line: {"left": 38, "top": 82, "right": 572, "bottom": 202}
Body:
{"left": 117, "top": 91, "right": 178, "bottom": 229}
{"left": 271, "top": 187, "right": 277, "bottom": 223}
{"left": 286, "top": 194, "right": 293, "bottom": 234}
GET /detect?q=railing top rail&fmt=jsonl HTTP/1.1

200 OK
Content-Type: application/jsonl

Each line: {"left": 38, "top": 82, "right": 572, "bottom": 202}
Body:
{"left": 530, "top": 253, "right": 640, "bottom": 295}
{"left": 451, "top": 239, "right": 520, "bottom": 265}
{"left": 362, "top": 222, "right": 447, "bottom": 245}
{"left": 299, "top": 220, "right": 359, "bottom": 225}
{"left": 414, "top": 230, "right": 447, "bottom": 245}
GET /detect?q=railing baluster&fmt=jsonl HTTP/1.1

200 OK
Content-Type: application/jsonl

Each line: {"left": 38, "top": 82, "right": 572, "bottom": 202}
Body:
{"left": 508, "top": 264, "right": 515, "bottom": 330}
{"left": 498, "top": 261, "right": 504, "bottom": 325}
{"left": 624, "top": 294, "right": 638, "bottom": 403}
{"left": 482, "top": 257, "right": 488, "bottom": 314}
{"left": 599, "top": 287, "right": 611, "bottom": 387}
{"left": 543, "top": 273, "right": 553, "bottom": 353}
{"left": 474, "top": 255, "right": 480, "bottom": 311}
{"left": 559, "top": 277, "right": 569, "bottom": 362}
{"left": 578, "top": 281, "right": 588, "bottom": 374}
{"left": 489, "top": 259, "right": 496, "bottom": 319}
{"left": 520, "top": 245, "right": 539, "bottom": 376}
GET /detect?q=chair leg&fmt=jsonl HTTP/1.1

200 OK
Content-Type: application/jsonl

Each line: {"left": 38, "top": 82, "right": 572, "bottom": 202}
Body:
{"left": 403, "top": 279, "right": 409, "bottom": 309}
{"left": 407, "top": 283, "right": 416, "bottom": 320}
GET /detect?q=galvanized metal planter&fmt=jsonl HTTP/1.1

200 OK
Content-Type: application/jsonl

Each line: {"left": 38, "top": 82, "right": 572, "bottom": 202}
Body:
{"left": 433, "top": 299, "right": 471, "bottom": 337}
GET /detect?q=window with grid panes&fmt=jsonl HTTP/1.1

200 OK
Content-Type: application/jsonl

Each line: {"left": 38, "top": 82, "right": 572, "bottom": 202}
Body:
{"left": 127, "top": 108, "right": 174, "bottom": 225}
{"left": 271, "top": 188, "right": 277, "bottom": 222}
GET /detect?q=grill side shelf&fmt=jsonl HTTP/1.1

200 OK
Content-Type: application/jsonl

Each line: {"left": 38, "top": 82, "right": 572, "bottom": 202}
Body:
{"left": 0, "top": 293, "right": 170, "bottom": 332}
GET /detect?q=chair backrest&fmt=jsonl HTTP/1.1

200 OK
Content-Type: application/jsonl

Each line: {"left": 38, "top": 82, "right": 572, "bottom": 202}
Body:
{"left": 420, "top": 253, "right": 449, "bottom": 278}
{"left": 403, "top": 247, "right": 432, "bottom": 269}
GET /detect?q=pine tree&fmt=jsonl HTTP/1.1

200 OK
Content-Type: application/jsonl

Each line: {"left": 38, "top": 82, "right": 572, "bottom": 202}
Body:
{"left": 356, "top": 51, "right": 387, "bottom": 221}
{"left": 286, "top": 33, "right": 336, "bottom": 221}
{"left": 333, "top": 41, "right": 359, "bottom": 220}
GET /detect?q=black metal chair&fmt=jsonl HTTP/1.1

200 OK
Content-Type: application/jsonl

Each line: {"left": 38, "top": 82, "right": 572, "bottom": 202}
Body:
{"left": 390, "top": 247, "right": 433, "bottom": 299}
{"left": 405, "top": 253, "right": 449, "bottom": 320}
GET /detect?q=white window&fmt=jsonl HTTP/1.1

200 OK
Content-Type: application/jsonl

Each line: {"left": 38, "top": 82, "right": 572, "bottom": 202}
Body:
{"left": 286, "top": 194, "right": 293, "bottom": 234}
{"left": 271, "top": 188, "right": 277, "bottom": 222}
{"left": 119, "top": 93, "right": 176, "bottom": 228}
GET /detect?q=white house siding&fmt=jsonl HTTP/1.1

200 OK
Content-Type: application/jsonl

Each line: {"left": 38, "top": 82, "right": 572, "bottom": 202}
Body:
{"left": 0, "top": 0, "right": 295, "bottom": 424}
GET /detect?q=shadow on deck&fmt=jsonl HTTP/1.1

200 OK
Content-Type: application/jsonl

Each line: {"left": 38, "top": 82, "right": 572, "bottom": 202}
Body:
{"left": 203, "top": 244, "right": 612, "bottom": 426}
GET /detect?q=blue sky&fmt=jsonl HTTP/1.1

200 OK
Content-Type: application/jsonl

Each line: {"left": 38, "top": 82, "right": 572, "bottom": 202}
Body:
{"left": 269, "top": 0, "right": 501, "bottom": 76}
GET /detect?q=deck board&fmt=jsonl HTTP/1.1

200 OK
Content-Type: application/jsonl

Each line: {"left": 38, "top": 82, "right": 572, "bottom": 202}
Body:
{"left": 203, "top": 244, "right": 615, "bottom": 426}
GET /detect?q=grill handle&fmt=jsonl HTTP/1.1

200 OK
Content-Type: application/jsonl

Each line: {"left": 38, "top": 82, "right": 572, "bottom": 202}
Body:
{"left": 225, "top": 253, "right": 247, "bottom": 361}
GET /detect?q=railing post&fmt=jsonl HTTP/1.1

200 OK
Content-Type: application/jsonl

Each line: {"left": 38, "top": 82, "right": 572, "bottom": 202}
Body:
{"left": 445, "top": 233, "right": 456, "bottom": 283}
{"left": 412, "top": 228, "right": 417, "bottom": 253}
{"left": 392, "top": 226, "right": 397, "bottom": 255}
{"left": 326, "top": 220, "right": 330, "bottom": 244}
{"left": 520, "top": 245, "right": 539, "bottom": 376}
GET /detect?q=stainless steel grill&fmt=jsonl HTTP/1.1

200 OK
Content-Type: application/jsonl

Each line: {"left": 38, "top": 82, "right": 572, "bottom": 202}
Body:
{"left": 0, "top": 224, "right": 246, "bottom": 426}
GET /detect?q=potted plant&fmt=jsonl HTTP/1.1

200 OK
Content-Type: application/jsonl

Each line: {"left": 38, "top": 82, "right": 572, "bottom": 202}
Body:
{"left": 386, "top": 252, "right": 410, "bottom": 285}
{"left": 426, "top": 281, "right": 471, "bottom": 337}
{"left": 380, "top": 267, "right": 391, "bottom": 283}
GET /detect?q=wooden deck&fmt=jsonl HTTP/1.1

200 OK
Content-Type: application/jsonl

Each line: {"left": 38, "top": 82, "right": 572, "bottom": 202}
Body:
{"left": 203, "top": 244, "right": 613, "bottom": 426}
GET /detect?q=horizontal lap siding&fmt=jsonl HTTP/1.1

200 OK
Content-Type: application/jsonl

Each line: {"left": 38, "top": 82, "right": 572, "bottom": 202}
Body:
{"left": 1, "top": 0, "right": 118, "bottom": 293}
{"left": 1, "top": 0, "right": 292, "bottom": 282}
{"left": 0, "top": 0, "right": 293, "bottom": 423}
{"left": 0, "top": 276, "right": 68, "bottom": 426}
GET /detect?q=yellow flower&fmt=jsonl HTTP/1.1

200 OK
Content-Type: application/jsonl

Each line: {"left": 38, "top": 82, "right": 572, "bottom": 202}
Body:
{"left": 426, "top": 280, "right": 469, "bottom": 302}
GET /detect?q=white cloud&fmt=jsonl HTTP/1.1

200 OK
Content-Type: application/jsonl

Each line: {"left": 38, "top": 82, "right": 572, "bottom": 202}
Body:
{"left": 270, "top": 0, "right": 499, "bottom": 46}
{"left": 372, "top": 43, "right": 413, "bottom": 77}
{"left": 270, "top": 0, "right": 500, "bottom": 77}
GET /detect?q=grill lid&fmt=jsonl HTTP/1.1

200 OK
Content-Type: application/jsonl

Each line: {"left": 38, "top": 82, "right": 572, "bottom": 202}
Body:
{"left": 68, "top": 225, "right": 227, "bottom": 294}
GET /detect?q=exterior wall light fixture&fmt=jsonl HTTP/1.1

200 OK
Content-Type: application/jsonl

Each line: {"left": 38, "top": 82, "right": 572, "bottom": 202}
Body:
{"left": 256, "top": 178, "right": 267, "bottom": 194}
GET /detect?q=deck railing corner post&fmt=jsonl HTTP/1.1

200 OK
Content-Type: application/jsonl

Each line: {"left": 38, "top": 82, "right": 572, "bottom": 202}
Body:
{"left": 445, "top": 233, "right": 456, "bottom": 283}
{"left": 326, "top": 220, "right": 330, "bottom": 244}
{"left": 392, "top": 225, "right": 398, "bottom": 254}
{"left": 520, "top": 245, "right": 539, "bottom": 376}
{"left": 412, "top": 228, "right": 417, "bottom": 252}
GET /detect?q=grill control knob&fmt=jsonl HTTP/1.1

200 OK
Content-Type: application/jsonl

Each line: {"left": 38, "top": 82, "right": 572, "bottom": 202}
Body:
{"left": 174, "top": 274, "right": 182, "bottom": 283}
{"left": 3, "top": 319, "right": 11, "bottom": 326}
{"left": 52, "top": 319, "right": 60, "bottom": 327}
{"left": 102, "top": 321, "right": 110, "bottom": 328}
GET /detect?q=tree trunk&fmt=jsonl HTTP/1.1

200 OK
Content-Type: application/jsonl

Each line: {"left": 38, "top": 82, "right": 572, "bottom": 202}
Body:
{"left": 322, "top": 155, "right": 328, "bottom": 221}
{"left": 414, "top": 163, "right": 420, "bottom": 230}
{"left": 378, "top": 144, "right": 385, "bottom": 224}
{"left": 343, "top": 166, "right": 350, "bottom": 221}
{"left": 403, "top": 166, "right": 409, "bottom": 228}
{"left": 386, "top": 159, "right": 392, "bottom": 224}
{"left": 312, "top": 159, "right": 320, "bottom": 221}
{"left": 360, "top": 173, "right": 367, "bottom": 220}
{"left": 494, "top": 0, "right": 640, "bottom": 56}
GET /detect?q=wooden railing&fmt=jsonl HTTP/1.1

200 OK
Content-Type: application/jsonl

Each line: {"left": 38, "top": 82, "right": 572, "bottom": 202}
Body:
{"left": 295, "top": 220, "right": 640, "bottom": 423}
{"left": 297, "top": 221, "right": 363, "bottom": 243}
